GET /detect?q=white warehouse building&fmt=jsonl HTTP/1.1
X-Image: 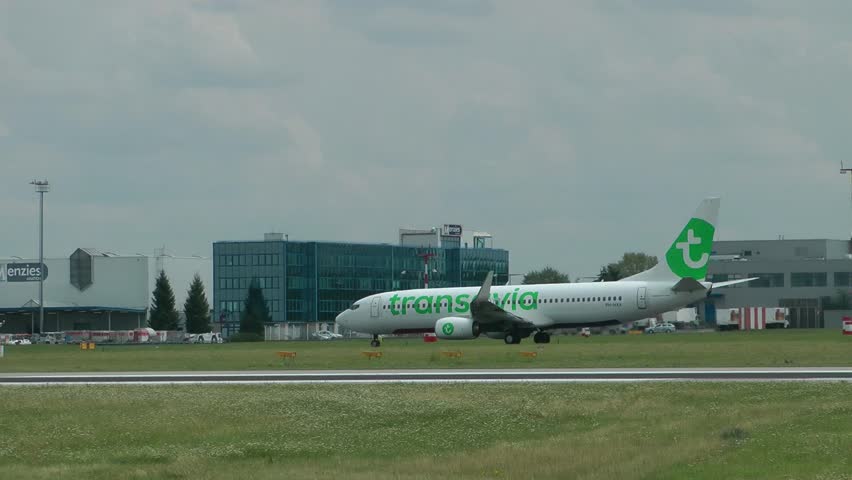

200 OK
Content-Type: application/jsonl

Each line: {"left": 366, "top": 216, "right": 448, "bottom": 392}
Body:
{"left": 0, "top": 248, "right": 211, "bottom": 334}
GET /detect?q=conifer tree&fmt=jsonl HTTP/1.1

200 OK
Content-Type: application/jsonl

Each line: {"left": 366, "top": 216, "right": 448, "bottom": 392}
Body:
{"left": 149, "top": 270, "right": 180, "bottom": 330}
{"left": 184, "top": 273, "right": 212, "bottom": 334}
{"left": 240, "top": 278, "right": 269, "bottom": 335}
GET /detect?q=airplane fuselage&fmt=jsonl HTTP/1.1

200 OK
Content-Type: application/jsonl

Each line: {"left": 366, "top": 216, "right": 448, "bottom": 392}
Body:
{"left": 336, "top": 280, "right": 709, "bottom": 335}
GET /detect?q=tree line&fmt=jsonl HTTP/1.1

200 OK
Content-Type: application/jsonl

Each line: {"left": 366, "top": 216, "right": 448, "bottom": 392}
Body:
{"left": 148, "top": 271, "right": 268, "bottom": 338}
{"left": 522, "top": 252, "right": 658, "bottom": 284}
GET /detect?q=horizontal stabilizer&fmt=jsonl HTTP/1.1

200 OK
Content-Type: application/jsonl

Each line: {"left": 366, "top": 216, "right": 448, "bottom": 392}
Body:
{"left": 712, "top": 277, "right": 760, "bottom": 289}
{"left": 671, "top": 277, "right": 707, "bottom": 292}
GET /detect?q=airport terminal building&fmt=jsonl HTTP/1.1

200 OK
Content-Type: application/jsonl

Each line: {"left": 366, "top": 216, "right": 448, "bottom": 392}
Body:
{"left": 704, "top": 239, "right": 852, "bottom": 329}
{"left": 213, "top": 226, "right": 509, "bottom": 336}
{"left": 0, "top": 249, "right": 211, "bottom": 334}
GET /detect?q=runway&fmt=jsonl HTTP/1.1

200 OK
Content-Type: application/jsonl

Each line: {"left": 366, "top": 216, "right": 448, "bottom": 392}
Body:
{"left": 2, "top": 368, "right": 852, "bottom": 385}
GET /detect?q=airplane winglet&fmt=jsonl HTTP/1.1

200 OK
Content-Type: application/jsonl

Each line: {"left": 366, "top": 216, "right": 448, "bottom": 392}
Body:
{"left": 474, "top": 271, "right": 494, "bottom": 304}
{"left": 469, "top": 271, "right": 535, "bottom": 328}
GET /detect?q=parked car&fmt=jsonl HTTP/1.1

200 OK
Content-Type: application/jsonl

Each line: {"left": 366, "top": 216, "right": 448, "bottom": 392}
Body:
{"left": 312, "top": 330, "right": 343, "bottom": 340}
{"left": 184, "top": 332, "right": 224, "bottom": 344}
{"left": 579, "top": 327, "right": 591, "bottom": 337}
{"left": 34, "top": 332, "right": 64, "bottom": 344}
{"left": 645, "top": 323, "right": 676, "bottom": 334}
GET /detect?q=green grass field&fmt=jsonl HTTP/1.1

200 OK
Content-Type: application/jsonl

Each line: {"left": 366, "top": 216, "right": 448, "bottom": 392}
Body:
{"left": 0, "top": 382, "right": 850, "bottom": 479}
{"left": 1, "top": 330, "right": 850, "bottom": 372}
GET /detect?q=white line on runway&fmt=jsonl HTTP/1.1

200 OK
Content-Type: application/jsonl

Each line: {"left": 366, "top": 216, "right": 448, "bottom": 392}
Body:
{"left": 3, "top": 367, "right": 852, "bottom": 386}
{"left": 3, "top": 378, "right": 851, "bottom": 386}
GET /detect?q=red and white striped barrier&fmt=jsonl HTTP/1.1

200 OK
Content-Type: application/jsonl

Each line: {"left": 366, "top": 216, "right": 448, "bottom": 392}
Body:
{"left": 843, "top": 317, "right": 852, "bottom": 336}
{"left": 90, "top": 331, "right": 111, "bottom": 343}
{"left": 731, "top": 307, "right": 787, "bottom": 330}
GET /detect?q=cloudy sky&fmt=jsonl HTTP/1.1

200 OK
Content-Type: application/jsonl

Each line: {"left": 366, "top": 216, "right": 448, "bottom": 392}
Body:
{"left": 1, "top": 0, "right": 851, "bottom": 278}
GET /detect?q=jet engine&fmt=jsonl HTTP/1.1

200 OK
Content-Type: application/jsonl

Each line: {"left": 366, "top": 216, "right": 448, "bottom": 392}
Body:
{"left": 435, "top": 317, "right": 480, "bottom": 340}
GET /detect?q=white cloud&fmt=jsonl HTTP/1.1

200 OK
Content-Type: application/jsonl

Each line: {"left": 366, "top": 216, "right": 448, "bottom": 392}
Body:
{"left": 187, "top": 10, "right": 257, "bottom": 68}
{"left": 175, "top": 88, "right": 285, "bottom": 135}
{"left": 282, "top": 114, "right": 325, "bottom": 168}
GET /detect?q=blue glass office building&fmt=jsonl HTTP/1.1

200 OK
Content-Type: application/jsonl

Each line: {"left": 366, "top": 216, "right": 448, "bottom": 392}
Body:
{"left": 213, "top": 238, "right": 509, "bottom": 335}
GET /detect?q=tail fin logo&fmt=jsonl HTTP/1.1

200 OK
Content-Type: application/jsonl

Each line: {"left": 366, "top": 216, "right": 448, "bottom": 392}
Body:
{"left": 676, "top": 229, "right": 709, "bottom": 269}
{"left": 666, "top": 218, "right": 715, "bottom": 280}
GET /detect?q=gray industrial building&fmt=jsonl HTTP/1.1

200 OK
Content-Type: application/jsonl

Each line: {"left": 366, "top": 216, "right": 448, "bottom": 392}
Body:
{"left": 0, "top": 249, "right": 211, "bottom": 333}
{"left": 703, "top": 239, "right": 852, "bottom": 329}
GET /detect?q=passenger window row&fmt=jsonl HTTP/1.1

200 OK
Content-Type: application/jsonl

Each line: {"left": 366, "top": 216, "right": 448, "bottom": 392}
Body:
{"left": 383, "top": 303, "right": 449, "bottom": 309}
{"left": 539, "top": 296, "right": 623, "bottom": 303}
{"left": 381, "top": 296, "right": 624, "bottom": 309}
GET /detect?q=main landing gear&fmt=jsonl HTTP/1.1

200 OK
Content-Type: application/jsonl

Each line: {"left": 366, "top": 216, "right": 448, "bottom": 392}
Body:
{"left": 370, "top": 334, "right": 381, "bottom": 348}
{"left": 533, "top": 331, "right": 551, "bottom": 344}
{"left": 504, "top": 330, "right": 546, "bottom": 345}
{"left": 503, "top": 332, "right": 521, "bottom": 345}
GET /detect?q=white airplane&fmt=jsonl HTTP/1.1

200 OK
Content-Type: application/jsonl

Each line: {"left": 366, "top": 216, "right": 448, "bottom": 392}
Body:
{"left": 336, "top": 198, "right": 755, "bottom": 347}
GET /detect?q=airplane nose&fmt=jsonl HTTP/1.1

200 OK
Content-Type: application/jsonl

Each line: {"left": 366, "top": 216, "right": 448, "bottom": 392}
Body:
{"left": 335, "top": 311, "right": 349, "bottom": 328}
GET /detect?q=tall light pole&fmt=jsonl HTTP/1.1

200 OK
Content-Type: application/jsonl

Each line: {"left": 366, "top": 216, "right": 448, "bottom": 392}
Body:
{"left": 31, "top": 180, "right": 49, "bottom": 333}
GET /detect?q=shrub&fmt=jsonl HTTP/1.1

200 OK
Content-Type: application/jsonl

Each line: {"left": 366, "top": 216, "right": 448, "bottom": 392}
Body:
{"left": 720, "top": 427, "right": 749, "bottom": 442}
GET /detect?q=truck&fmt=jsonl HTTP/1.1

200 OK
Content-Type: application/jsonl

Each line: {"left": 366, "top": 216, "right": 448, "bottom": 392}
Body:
{"left": 660, "top": 308, "right": 699, "bottom": 329}
{"left": 632, "top": 317, "right": 656, "bottom": 331}
{"left": 633, "top": 308, "right": 697, "bottom": 331}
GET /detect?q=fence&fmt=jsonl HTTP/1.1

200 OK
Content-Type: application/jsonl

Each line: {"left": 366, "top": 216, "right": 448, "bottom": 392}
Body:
{"left": 264, "top": 322, "right": 346, "bottom": 341}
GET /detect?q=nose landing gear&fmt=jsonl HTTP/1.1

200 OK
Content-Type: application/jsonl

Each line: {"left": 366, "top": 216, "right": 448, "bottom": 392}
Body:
{"left": 370, "top": 334, "right": 381, "bottom": 348}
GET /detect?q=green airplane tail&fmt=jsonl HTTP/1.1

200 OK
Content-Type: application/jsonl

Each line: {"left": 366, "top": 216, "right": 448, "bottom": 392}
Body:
{"left": 622, "top": 197, "right": 720, "bottom": 282}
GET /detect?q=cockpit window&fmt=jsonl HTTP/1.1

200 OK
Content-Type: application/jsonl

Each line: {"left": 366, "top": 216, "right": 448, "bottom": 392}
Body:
{"left": 349, "top": 303, "right": 360, "bottom": 310}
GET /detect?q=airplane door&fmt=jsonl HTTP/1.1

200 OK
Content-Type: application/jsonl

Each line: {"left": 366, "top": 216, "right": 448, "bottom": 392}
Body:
{"left": 371, "top": 297, "right": 380, "bottom": 317}
{"left": 637, "top": 287, "right": 647, "bottom": 310}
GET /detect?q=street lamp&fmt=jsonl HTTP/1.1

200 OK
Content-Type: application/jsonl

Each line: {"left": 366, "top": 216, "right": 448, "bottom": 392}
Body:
{"left": 30, "top": 180, "right": 49, "bottom": 334}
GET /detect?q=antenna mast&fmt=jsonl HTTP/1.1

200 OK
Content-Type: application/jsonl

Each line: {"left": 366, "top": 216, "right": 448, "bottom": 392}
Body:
{"left": 417, "top": 252, "right": 437, "bottom": 289}
{"left": 841, "top": 162, "right": 852, "bottom": 235}
{"left": 155, "top": 245, "right": 167, "bottom": 274}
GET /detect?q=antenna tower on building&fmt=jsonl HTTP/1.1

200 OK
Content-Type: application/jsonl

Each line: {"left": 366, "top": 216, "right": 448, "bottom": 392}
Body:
{"left": 155, "top": 245, "right": 167, "bottom": 273}
{"left": 841, "top": 162, "right": 852, "bottom": 236}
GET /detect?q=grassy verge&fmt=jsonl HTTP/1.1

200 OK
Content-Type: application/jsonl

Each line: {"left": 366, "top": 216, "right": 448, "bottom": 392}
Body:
{"left": 1, "top": 330, "right": 850, "bottom": 373}
{"left": 0, "top": 382, "right": 850, "bottom": 479}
